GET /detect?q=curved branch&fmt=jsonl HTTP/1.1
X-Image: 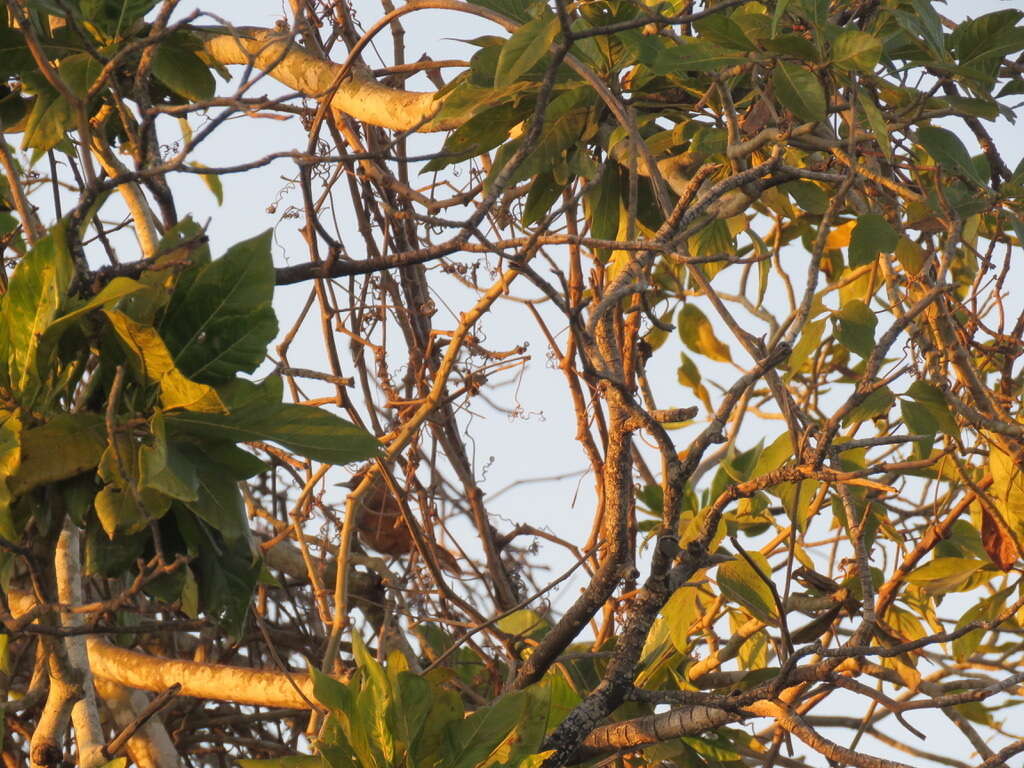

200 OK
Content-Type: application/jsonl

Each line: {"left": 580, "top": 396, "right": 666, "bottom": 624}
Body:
{"left": 85, "top": 638, "right": 319, "bottom": 710}
{"left": 199, "top": 26, "right": 458, "bottom": 132}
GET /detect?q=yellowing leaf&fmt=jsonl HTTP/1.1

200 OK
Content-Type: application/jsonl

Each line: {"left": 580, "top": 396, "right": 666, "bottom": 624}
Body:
{"left": 678, "top": 303, "right": 732, "bottom": 363}
{"left": 104, "top": 310, "right": 225, "bottom": 413}
{"left": 825, "top": 220, "right": 856, "bottom": 250}
{"left": 7, "top": 414, "right": 105, "bottom": 497}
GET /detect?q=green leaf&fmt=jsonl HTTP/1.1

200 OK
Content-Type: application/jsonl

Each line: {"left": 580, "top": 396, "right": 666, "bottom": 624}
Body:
{"left": 183, "top": 450, "right": 247, "bottom": 539}
{"left": 0, "top": 27, "right": 33, "bottom": 77}
{"left": 918, "top": 126, "right": 985, "bottom": 186}
{"left": 692, "top": 13, "right": 755, "bottom": 51}
{"left": 585, "top": 164, "right": 620, "bottom": 241}
{"left": 900, "top": 399, "right": 937, "bottom": 436}
{"left": 104, "top": 309, "right": 226, "bottom": 413}
{"left": 833, "top": 299, "right": 876, "bottom": 359}
{"left": 857, "top": 90, "right": 891, "bottom": 162}
{"left": 7, "top": 414, "right": 105, "bottom": 497}
{"left": 190, "top": 163, "right": 223, "bottom": 205}
{"left": 3, "top": 222, "right": 73, "bottom": 401}
{"left": 95, "top": 483, "right": 145, "bottom": 538}
{"left": 423, "top": 101, "right": 526, "bottom": 172}
{"left": 849, "top": 214, "right": 898, "bottom": 268}
{"left": 652, "top": 38, "right": 747, "bottom": 74}
{"left": 493, "top": 12, "right": 559, "bottom": 88}
{"left": 443, "top": 691, "right": 529, "bottom": 768}
{"left": 663, "top": 584, "right": 699, "bottom": 653}
{"left": 717, "top": 553, "right": 778, "bottom": 624}
{"left": 166, "top": 401, "right": 380, "bottom": 466}
{"left": 771, "top": 0, "right": 793, "bottom": 37}
{"left": 311, "top": 666, "right": 355, "bottom": 713}
{"left": 751, "top": 432, "right": 793, "bottom": 479}
{"left": 57, "top": 53, "right": 104, "bottom": 100}
{"left": 0, "top": 410, "right": 22, "bottom": 521}
{"left": 20, "top": 77, "right": 73, "bottom": 152}
{"left": 842, "top": 386, "right": 895, "bottom": 427}
{"left": 495, "top": 608, "right": 550, "bottom": 640}
{"left": 906, "top": 557, "right": 988, "bottom": 594}
{"left": 953, "top": 588, "right": 1010, "bottom": 662}
{"left": 831, "top": 30, "right": 881, "bottom": 72}
{"left": 678, "top": 303, "right": 732, "bottom": 363}
{"left": 139, "top": 411, "right": 198, "bottom": 502}
{"left": 773, "top": 62, "right": 825, "bottom": 123}
{"left": 784, "top": 318, "right": 824, "bottom": 382}
{"left": 161, "top": 230, "right": 277, "bottom": 384}
{"left": 152, "top": 33, "right": 215, "bottom": 101}
{"left": 907, "top": 381, "right": 958, "bottom": 435}
{"left": 237, "top": 759, "right": 325, "bottom": 768}
{"left": 782, "top": 180, "right": 827, "bottom": 215}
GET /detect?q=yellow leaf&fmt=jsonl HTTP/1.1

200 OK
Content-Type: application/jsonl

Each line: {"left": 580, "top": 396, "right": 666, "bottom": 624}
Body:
{"left": 678, "top": 303, "right": 732, "bottom": 363}
{"left": 825, "top": 220, "right": 856, "bottom": 250}
{"left": 103, "top": 310, "right": 225, "bottom": 413}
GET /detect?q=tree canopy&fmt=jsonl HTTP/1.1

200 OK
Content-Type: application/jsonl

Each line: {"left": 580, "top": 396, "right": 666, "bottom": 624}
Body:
{"left": 3, "top": 0, "right": 1024, "bottom": 767}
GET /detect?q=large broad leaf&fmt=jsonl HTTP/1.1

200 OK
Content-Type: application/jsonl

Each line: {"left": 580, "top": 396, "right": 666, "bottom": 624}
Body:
{"left": 442, "top": 691, "right": 530, "bottom": 768}
{"left": 906, "top": 557, "right": 990, "bottom": 594}
{"left": 832, "top": 30, "right": 882, "bottom": 72}
{"left": 493, "top": 12, "right": 559, "bottom": 88}
{"left": 918, "top": 126, "right": 985, "bottom": 186}
{"left": 0, "top": 27, "right": 33, "bottom": 77}
{"left": 166, "top": 395, "right": 380, "bottom": 466}
{"left": 0, "top": 410, "right": 22, "bottom": 521}
{"left": 6, "top": 414, "right": 105, "bottom": 497}
{"left": 857, "top": 90, "right": 892, "bottom": 162}
{"left": 104, "top": 309, "right": 225, "bottom": 413}
{"left": 784, "top": 318, "right": 825, "bottom": 382}
{"left": 833, "top": 299, "right": 876, "bottom": 359}
{"left": 652, "top": 38, "right": 747, "bottom": 73}
{"left": 842, "top": 386, "right": 895, "bottom": 426}
{"left": 849, "top": 214, "right": 899, "bottom": 268}
{"left": 152, "top": 33, "right": 215, "bottom": 102}
{"left": 717, "top": 553, "right": 778, "bottom": 625}
{"left": 139, "top": 411, "right": 198, "bottom": 502}
{"left": 3, "top": 222, "right": 73, "bottom": 402}
{"left": 988, "top": 443, "right": 1024, "bottom": 545}
{"left": 678, "top": 303, "right": 732, "bottom": 363}
{"left": 907, "top": 381, "right": 958, "bottom": 435}
{"left": 183, "top": 450, "right": 248, "bottom": 539}
{"left": 773, "top": 62, "right": 825, "bottom": 123}
{"left": 161, "top": 230, "right": 278, "bottom": 384}
{"left": 20, "top": 74, "right": 73, "bottom": 152}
